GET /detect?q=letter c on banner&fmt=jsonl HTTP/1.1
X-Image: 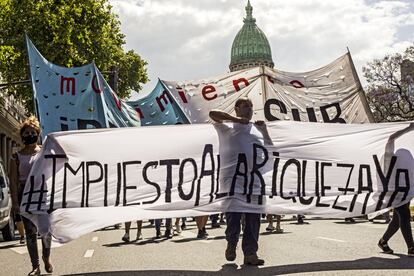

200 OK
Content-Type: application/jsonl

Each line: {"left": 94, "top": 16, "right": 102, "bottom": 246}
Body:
{"left": 264, "top": 99, "right": 287, "bottom": 121}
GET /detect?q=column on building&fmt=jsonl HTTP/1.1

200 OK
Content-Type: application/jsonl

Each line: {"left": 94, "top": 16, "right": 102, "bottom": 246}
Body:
{"left": 6, "top": 137, "right": 12, "bottom": 172}
{"left": 0, "top": 133, "right": 6, "bottom": 165}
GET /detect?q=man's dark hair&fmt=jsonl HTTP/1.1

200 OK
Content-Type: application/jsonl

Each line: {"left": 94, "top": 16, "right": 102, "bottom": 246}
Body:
{"left": 235, "top": 97, "right": 252, "bottom": 108}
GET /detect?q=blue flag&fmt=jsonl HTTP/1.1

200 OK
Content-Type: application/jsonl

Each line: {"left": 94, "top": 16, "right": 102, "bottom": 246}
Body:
{"left": 26, "top": 36, "right": 141, "bottom": 139}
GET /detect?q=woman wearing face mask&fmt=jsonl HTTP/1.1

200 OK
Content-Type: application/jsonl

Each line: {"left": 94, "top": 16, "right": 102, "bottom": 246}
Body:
{"left": 9, "top": 116, "right": 53, "bottom": 276}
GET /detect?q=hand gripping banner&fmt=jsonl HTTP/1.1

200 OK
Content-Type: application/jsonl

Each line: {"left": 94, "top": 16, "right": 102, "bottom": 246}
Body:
{"left": 20, "top": 121, "right": 413, "bottom": 243}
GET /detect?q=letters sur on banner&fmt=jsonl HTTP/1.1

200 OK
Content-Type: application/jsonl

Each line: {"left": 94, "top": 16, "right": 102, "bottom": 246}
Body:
{"left": 21, "top": 121, "right": 414, "bottom": 243}
{"left": 129, "top": 53, "right": 374, "bottom": 125}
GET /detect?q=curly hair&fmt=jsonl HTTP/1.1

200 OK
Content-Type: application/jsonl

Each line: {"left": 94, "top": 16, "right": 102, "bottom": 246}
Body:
{"left": 19, "top": 116, "right": 41, "bottom": 137}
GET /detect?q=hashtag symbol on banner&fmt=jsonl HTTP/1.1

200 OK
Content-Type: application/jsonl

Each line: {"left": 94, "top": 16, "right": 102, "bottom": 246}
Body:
{"left": 22, "top": 175, "right": 48, "bottom": 214}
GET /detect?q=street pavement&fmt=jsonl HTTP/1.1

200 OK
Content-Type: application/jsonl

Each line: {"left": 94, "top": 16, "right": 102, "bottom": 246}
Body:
{"left": 1, "top": 218, "right": 413, "bottom": 275}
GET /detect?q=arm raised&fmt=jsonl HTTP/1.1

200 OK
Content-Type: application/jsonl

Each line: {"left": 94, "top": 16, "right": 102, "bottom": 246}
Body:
{"left": 209, "top": 110, "right": 249, "bottom": 124}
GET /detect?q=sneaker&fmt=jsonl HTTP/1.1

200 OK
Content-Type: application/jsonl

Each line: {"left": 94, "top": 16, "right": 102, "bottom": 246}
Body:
{"left": 42, "top": 256, "right": 53, "bottom": 273}
{"left": 378, "top": 239, "right": 393, "bottom": 254}
{"left": 20, "top": 236, "right": 26, "bottom": 244}
{"left": 211, "top": 222, "right": 221, "bottom": 228}
{"left": 202, "top": 227, "right": 209, "bottom": 237}
{"left": 243, "top": 254, "right": 265, "bottom": 266}
{"left": 122, "top": 233, "right": 130, "bottom": 243}
{"left": 164, "top": 229, "right": 173, "bottom": 239}
{"left": 155, "top": 229, "right": 162, "bottom": 239}
{"left": 28, "top": 267, "right": 41, "bottom": 276}
{"left": 408, "top": 247, "right": 414, "bottom": 256}
{"left": 136, "top": 231, "right": 143, "bottom": 241}
{"left": 345, "top": 218, "right": 355, "bottom": 223}
{"left": 275, "top": 227, "right": 284, "bottom": 234}
{"left": 266, "top": 225, "right": 275, "bottom": 232}
{"left": 181, "top": 222, "right": 187, "bottom": 230}
{"left": 225, "top": 242, "right": 237, "bottom": 261}
{"left": 197, "top": 229, "right": 207, "bottom": 239}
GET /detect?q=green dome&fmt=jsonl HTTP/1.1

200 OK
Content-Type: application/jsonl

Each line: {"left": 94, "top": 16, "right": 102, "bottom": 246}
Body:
{"left": 230, "top": 1, "right": 274, "bottom": 72}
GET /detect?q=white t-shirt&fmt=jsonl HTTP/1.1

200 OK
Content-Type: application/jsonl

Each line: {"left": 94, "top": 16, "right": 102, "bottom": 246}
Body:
{"left": 214, "top": 122, "right": 267, "bottom": 195}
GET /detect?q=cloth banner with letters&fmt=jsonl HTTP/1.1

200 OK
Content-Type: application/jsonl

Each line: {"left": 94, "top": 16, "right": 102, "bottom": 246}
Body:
{"left": 27, "top": 36, "right": 141, "bottom": 139}
{"left": 20, "top": 121, "right": 414, "bottom": 243}
{"left": 131, "top": 53, "right": 374, "bottom": 125}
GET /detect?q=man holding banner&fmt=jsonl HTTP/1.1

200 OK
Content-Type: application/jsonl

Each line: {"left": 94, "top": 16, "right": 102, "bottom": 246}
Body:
{"left": 378, "top": 123, "right": 414, "bottom": 256}
{"left": 210, "top": 97, "right": 270, "bottom": 266}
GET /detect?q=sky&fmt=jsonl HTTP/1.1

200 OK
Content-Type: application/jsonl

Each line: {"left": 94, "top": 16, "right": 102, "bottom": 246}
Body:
{"left": 108, "top": 0, "right": 414, "bottom": 99}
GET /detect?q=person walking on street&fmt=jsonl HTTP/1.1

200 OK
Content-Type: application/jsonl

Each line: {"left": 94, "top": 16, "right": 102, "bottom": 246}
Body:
{"left": 378, "top": 123, "right": 414, "bottom": 256}
{"left": 122, "top": 221, "right": 143, "bottom": 242}
{"left": 209, "top": 97, "right": 269, "bottom": 266}
{"left": 9, "top": 116, "right": 53, "bottom": 276}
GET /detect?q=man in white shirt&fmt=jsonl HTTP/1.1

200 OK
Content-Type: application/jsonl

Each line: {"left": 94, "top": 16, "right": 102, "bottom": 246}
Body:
{"left": 209, "top": 97, "right": 270, "bottom": 266}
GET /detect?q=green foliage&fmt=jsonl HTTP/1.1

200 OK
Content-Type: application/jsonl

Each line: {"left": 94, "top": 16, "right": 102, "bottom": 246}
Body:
{"left": 363, "top": 45, "right": 414, "bottom": 122}
{"left": 0, "top": 0, "right": 148, "bottom": 112}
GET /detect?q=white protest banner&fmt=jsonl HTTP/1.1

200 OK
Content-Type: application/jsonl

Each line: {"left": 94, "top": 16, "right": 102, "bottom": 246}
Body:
{"left": 20, "top": 121, "right": 413, "bottom": 243}
{"left": 131, "top": 53, "right": 373, "bottom": 125}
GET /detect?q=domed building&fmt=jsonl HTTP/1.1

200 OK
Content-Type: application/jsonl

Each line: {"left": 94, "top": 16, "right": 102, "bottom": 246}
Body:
{"left": 229, "top": 1, "right": 274, "bottom": 72}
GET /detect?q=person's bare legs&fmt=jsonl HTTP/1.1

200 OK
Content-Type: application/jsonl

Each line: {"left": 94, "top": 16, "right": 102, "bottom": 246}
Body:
{"left": 174, "top": 218, "right": 182, "bottom": 233}
{"left": 122, "top": 222, "right": 132, "bottom": 242}
{"left": 136, "top": 221, "right": 143, "bottom": 240}
{"left": 275, "top": 215, "right": 283, "bottom": 233}
{"left": 266, "top": 214, "right": 274, "bottom": 231}
{"left": 196, "top": 216, "right": 209, "bottom": 238}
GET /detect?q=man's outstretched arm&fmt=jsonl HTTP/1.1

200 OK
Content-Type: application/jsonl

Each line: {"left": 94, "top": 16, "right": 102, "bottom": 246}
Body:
{"left": 209, "top": 110, "right": 249, "bottom": 124}
{"left": 384, "top": 122, "right": 414, "bottom": 170}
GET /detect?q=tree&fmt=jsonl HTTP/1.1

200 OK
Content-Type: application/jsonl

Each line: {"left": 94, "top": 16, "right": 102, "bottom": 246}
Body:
{"left": 363, "top": 45, "right": 414, "bottom": 122}
{"left": 0, "top": 0, "right": 148, "bottom": 112}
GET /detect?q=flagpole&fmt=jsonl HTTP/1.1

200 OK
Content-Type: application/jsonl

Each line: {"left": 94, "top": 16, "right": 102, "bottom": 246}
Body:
{"left": 347, "top": 47, "right": 375, "bottom": 123}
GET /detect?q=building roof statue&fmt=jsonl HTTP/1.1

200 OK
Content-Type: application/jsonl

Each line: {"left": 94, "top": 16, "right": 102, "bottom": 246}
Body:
{"left": 229, "top": 0, "right": 274, "bottom": 72}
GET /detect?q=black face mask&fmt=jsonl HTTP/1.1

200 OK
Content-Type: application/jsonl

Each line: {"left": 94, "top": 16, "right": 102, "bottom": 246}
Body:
{"left": 22, "top": 134, "right": 38, "bottom": 145}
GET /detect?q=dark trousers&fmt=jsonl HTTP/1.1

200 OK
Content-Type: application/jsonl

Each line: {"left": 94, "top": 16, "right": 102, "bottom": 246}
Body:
{"left": 22, "top": 216, "right": 51, "bottom": 269}
{"left": 155, "top": 218, "right": 172, "bottom": 231}
{"left": 382, "top": 203, "right": 414, "bottom": 248}
{"left": 210, "top": 214, "right": 219, "bottom": 225}
{"left": 225, "top": 212, "right": 260, "bottom": 256}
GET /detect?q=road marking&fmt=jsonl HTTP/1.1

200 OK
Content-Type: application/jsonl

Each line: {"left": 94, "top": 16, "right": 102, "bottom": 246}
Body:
{"left": 84, "top": 249, "right": 94, "bottom": 258}
{"left": 0, "top": 240, "right": 21, "bottom": 252}
{"left": 9, "top": 246, "right": 28, "bottom": 255}
{"left": 7, "top": 238, "right": 64, "bottom": 255}
{"left": 91, "top": 236, "right": 98, "bottom": 242}
{"left": 316, "top": 236, "right": 346, "bottom": 243}
{"left": 9, "top": 240, "right": 42, "bottom": 255}
{"left": 359, "top": 223, "right": 387, "bottom": 229}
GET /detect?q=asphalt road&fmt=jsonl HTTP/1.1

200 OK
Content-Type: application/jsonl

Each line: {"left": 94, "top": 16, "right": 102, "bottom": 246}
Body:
{"left": 1, "top": 218, "right": 413, "bottom": 276}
